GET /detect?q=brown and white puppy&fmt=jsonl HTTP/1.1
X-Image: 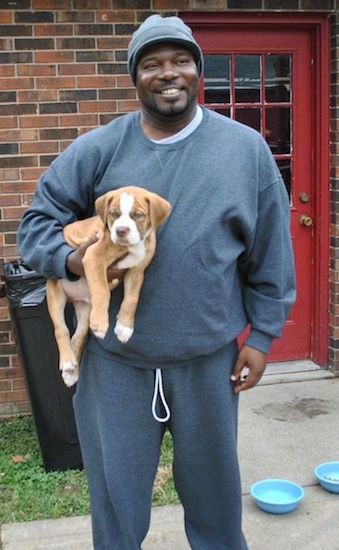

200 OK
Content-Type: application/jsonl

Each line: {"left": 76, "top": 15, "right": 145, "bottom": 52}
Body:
{"left": 46, "top": 186, "right": 171, "bottom": 387}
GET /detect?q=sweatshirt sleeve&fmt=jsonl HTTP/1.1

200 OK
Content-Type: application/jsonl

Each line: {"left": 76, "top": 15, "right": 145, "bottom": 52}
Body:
{"left": 239, "top": 159, "right": 296, "bottom": 354}
{"left": 17, "top": 128, "right": 108, "bottom": 280}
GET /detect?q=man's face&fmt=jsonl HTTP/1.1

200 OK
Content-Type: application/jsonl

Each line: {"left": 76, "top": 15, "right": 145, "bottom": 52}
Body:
{"left": 135, "top": 42, "right": 200, "bottom": 120}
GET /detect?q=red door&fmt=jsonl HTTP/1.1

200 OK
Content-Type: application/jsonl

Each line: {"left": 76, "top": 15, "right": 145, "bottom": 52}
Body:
{"left": 186, "top": 14, "right": 329, "bottom": 365}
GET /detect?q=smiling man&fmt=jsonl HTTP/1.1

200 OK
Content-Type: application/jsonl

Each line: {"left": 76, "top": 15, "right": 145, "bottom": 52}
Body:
{"left": 18, "top": 14, "right": 296, "bottom": 550}
{"left": 136, "top": 42, "right": 199, "bottom": 125}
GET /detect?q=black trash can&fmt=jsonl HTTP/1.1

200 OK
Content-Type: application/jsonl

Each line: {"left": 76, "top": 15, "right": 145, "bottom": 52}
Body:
{"left": 2, "top": 260, "right": 83, "bottom": 472}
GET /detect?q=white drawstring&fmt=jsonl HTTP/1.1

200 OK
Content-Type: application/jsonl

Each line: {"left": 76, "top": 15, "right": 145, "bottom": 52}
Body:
{"left": 151, "top": 368, "right": 171, "bottom": 423}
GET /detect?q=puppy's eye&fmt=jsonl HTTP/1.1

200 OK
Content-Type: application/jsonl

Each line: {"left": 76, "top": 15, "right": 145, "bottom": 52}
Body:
{"left": 109, "top": 209, "right": 120, "bottom": 220}
{"left": 132, "top": 211, "right": 145, "bottom": 220}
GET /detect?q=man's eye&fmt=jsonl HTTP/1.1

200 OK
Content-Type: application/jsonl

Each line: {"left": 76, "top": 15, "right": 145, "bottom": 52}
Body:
{"left": 177, "top": 57, "right": 189, "bottom": 65}
{"left": 144, "top": 62, "right": 158, "bottom": 70}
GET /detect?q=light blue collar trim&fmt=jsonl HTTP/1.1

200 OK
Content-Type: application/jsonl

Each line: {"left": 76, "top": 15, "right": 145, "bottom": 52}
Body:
{"left": 150, "top": 105, "right": 203, "bottom": 144}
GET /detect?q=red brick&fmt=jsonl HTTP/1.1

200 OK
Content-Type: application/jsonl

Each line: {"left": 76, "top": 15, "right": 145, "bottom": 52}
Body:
{"left": 0, "top": 194, "right": 21, "bottom": 207}
{"left": 17, "top": 64, "right": 56, "bottom": 77}
{"left": 56, "top": 11, "right": 95, "bottom": 23}
{"left": 0, "top": 380, "right": 11, "bottom": 392}
{"left": 0, "top": 12, "right": 13, "bottom": 24}
{"left": 78, "top": 75, "right": 115, "bottom": 88}
{"left": 97, "top": 36, "right": 131, "bottom": 49}
{"left": 0, "top": 389, "right": 28, "bottom": 403}
{"left": 36, "top": 76, "right": 76, "bottom": 89}
{"left": 33, "top": 0, "right": 72, "bottom": 8}
{"left": 36, "top": 50, "right": 75, "bottom": 63}
{"left": 58, "top": 63, "right": 96, "bottom": 75}
{"left": 0, "top": 66, "right": 15, "bottom": 77}
{"left": 21, "top": 167, "right": 46, "bottom": 180}
{"left": 60, "top": 113, "right": 98, "bottom": 126}
{"left": 96, "top": 10, "right": 135, "bottom": 23}
{"left": 0, "top": 77, "right": 34, "bottom": 90}
{"left": 35, "top": 23, "right": 74, "bottom": 36}
{"left": 19, "top": 115, "right": 59, "bottom": 128}
{"left": 74, "top": 0, "right": 111, "bottom": 8}
{"left": 79, "top": 100, "right": 117, "bottom": 112}
{"left": 18, "top": 90, "right": 58, "bottom": 102}
{"left": 0, "top": 117, "right": 18, "bottom": 129}
{"left": 154, "top": 0, "right": 187, "bottom": 7}
{"left": 20, "top": 141, "right": 59, "bottom": 154}
{"left": 0, "top": 166, "right": 19, "bottom": 177}
{"left": 117, "top": 99, "right": 140, "bottom": 112}
{"left": 116, "top": 75, "right": 134, "bottom": 87}
{"left": 3, "top": 206, "right": 28, "bottom": 220}
{"left": 0, "top": 38, "right": 13, "bottom": 50}
{"left": 0, "top": 244, "right": 19, "bottom": 257}
{"left": 12, "top": 378, "right": 25, "bottom": 390}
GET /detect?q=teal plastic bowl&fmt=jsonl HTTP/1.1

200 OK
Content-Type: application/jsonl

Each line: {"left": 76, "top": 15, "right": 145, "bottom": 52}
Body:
{"left": 314, "top": 462, "right": 339, "bottom": 494}
{"left": 251, "top": 479, "right": 304, "bottom": 514}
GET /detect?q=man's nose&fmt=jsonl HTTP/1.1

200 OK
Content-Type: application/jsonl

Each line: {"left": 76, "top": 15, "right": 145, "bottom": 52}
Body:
{"left": 159, "top": 62, "right": 179, "bottom": 79}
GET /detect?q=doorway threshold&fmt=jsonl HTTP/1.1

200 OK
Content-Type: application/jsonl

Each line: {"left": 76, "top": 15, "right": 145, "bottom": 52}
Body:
{"left": 260, "top": 360, "right": 334, "bottom": 386}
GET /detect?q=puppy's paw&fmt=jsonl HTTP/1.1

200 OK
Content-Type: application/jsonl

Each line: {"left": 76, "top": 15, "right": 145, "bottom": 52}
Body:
{"left": 91, "top": 327, "right": 107, "bottom": 340}
{"left": 114, "top": 322, "right": 134, "bottom": 343}
{"left": 60, "top": 361, "right": 79, "bottom": 387}
{"left": 90, "top": 317, "right": 108, "bottom": 340}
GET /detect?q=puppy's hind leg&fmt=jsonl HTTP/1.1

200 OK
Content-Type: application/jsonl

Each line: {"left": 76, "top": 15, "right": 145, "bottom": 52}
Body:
{"left": 46, "top": 280, "right": 77, "bottom": 385}
{"left": 64, "top": 300, "right": 91, "bottom": 386}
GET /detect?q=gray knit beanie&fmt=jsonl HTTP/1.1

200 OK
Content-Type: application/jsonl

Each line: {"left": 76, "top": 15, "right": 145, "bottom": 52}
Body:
{"left": 128, "top": 14, "right": 203, "bottom": 85}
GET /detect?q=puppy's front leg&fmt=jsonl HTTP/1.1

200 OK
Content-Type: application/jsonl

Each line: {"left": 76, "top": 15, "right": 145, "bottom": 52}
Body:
{"left": 114, "top": 269, "right": 145, "bottom": 343}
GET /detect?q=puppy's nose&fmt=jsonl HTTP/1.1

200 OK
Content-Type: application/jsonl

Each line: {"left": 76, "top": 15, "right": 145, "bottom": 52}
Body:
{"left": 116, "top": 226, "right": 130, "bottom": 238}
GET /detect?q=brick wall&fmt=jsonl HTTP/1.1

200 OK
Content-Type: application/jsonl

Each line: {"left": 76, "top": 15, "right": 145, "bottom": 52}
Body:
{"left": 0, "top": 0, "right": 337, "bottom": 416}
{"left": 329, "top": 7, "right": 339, "bottom": 374}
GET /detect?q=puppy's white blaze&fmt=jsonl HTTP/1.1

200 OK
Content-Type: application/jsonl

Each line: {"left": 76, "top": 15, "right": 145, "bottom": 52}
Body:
{"left": 120, "top": 192, "right": 134, "bottom": 215}
{"left": 111, "top": 192, "right": 141, "bottom": 245}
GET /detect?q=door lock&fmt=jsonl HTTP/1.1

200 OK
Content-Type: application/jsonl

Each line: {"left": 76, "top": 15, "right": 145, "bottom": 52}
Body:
{"left": 299, "top": 214, "right": 313, "bottom": 227}
{"left": 299, "top": 192, "right": 310, "bottom": 203}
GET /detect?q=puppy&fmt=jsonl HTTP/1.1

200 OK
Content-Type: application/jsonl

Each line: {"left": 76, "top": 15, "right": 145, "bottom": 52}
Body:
{"left": 46, "top": 186, "right": 171, "bottom": 387}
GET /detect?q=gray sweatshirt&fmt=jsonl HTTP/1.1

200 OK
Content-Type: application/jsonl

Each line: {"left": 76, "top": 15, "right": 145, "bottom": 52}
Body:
{"left": 18, "top": 107, "right": 296, "bottom": 367}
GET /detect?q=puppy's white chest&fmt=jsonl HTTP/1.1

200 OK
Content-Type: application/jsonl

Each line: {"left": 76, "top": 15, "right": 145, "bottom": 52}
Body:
{"left": 118, "top": 240, "right": 147, "bottom": 269}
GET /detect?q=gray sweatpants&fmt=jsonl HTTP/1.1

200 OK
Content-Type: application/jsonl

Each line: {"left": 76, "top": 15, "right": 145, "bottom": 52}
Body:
{"left": 73, "top": 341, "right": 248, "bottom": 550}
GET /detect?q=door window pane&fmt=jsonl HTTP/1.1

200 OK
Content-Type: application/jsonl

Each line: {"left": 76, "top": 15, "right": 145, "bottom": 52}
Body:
{"left": 211, "top": 107, "right": 231, "bottom": 117}
{"left": 235, "top": 54, "right": 261, "bottom": 103}
{"left": 265, "top": 54, "right": 291, "bottom": 103}
{"left": 266, "top": 107, "right": 291, "bottom": 154}
{"left": 204, "top": 54, "right": 230, "bottom": 103}
{"left": 276, "top": 159, "right": 291, "bottom": 199}
{"left": 235, "top": 108, "right": 261, "bottom": 132}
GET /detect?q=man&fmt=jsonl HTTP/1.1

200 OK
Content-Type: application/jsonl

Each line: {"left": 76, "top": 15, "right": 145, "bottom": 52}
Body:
{"left": 18, "top": 14, "right": 296, "bottom": 550}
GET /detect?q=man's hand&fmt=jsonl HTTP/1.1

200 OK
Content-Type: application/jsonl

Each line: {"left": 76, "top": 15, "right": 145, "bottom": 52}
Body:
{"left": 66, "top": 234, "right": 99, "bottom": 278}
{"left": 231, "top": 344, "right": 267, "bottom": 394}
{"left": 107, "top": 257, "right": 127, "bottom": 283}
{"left": 66, "top": 233, "right": 127, "bottom": 282}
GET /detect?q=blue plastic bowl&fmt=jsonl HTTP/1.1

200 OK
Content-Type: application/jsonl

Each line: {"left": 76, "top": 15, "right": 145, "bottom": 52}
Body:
{"left": 314, "top": 462, "right": 339, "bottom": 494}
{"left": 250, "top": 479, "right": 305, "bottom": 514}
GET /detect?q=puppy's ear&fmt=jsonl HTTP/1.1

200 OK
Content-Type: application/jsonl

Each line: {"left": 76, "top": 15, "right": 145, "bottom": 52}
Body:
{"left": 95, "top": 191, "right": 115, "bottom": 224}
{"left": 147, "top": 193, "right": 171, "bottom": 228}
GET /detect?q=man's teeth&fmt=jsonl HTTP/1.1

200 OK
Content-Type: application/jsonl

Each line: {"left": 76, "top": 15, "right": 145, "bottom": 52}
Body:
{"left": 161, "top": 88, "right": 180, "bottom": 95}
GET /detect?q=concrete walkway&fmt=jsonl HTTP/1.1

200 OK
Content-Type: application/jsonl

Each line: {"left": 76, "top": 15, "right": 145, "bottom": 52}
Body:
{"left": 1, "top": 363, "right": 339, "bottom": 549}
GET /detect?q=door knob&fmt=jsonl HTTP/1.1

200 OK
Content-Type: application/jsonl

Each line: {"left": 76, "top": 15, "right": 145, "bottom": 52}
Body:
{"left": 299, "top": 214, "right": 313, "bottom": 227}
